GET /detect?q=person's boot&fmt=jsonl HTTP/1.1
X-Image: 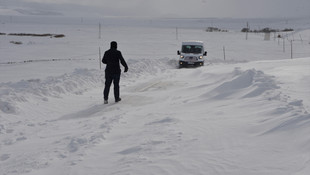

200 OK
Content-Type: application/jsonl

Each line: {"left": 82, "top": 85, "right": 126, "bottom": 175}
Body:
{"left": 115, "top": 98, "right": 121, "bottom": 103}
{"left": 104, "top": 99, "right": 108, "bottom": 104}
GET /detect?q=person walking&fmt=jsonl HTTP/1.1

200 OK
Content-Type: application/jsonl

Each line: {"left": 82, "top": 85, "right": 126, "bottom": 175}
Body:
{"left": 102, "top": 41, "right": 128, "bottom": 104}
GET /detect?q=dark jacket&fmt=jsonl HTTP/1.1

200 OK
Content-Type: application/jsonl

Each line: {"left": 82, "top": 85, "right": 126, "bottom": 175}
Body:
{"left": 102, "top": 47, "right": 128, "bottom": 74}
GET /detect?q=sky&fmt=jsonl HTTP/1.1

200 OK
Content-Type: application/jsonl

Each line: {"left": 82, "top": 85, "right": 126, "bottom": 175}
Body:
{"left": 0, "top": 0, "right": 310, "bottom": 18}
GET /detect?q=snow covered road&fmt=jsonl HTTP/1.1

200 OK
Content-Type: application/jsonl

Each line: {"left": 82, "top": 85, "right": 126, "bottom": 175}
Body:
{"left": 1, "top": 57, "right": 310, "bottom": 175}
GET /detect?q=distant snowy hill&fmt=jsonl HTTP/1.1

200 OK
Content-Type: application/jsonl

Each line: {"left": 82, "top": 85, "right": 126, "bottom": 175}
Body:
{"left": 14, "top": 9, "right": 62, "bottom": 16}
{"left": 0, "top": 6, "right": 62, "bottom": 16}
{"left": 0, "top": 1, "right": 85, "bottom": 17}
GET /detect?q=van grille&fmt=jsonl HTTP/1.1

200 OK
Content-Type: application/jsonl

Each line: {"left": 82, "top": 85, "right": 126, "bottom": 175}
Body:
{"left": 184, "top": 56, "right": 198, "bottom": 61}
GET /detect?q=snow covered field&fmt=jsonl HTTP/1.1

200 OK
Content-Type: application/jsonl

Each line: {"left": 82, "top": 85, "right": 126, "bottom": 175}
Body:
{"left": 1, "top": 17, "right": 310, "bottom": 174}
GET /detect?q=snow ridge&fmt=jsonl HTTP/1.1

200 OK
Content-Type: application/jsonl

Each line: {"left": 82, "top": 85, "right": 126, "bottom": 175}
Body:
{"left": 207, "top": 68, "right": 280, "bottom": 100}
{"left": 0, "top": 68, "right": 103, "bottom": 114}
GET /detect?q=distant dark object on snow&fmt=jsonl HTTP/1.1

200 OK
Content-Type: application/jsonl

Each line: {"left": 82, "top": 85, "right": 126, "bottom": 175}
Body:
{"left": 206, "top": 27, "right": 228, "bottom": 32}
{"left": 10, "top": 41, "right": 23, "bottom": 45}
{"left": 241, "top": 27, "right": 294, "bottom": 33}
{"left": 53, "top": 34, "right": 65, "bottom": 38}
{"left": 8, "top": 33, "right": 65, "bottom": 38}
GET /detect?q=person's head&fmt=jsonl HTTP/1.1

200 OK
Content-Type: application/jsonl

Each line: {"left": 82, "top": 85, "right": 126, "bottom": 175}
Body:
{"left": 110, "top": 41, "right": 117, "bottom": 49}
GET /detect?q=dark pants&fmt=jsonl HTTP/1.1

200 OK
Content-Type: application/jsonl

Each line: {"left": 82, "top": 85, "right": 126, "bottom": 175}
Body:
{"left": 104, "top": 73, "right": 121, "bottom": 101}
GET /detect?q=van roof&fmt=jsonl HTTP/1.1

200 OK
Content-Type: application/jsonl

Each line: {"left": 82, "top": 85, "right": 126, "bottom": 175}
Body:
{"left": 182, "top": 41, "right": 204, "bottom": 46}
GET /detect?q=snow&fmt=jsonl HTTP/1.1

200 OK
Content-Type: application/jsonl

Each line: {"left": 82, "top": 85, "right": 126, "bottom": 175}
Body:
{"left": 1, "top": 17, "right": 310, "bottom": 175}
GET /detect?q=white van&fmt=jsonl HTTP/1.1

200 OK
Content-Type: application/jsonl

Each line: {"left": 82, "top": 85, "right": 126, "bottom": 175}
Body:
{"left": 177, "top": 41, "right": 207, "bottom": 68}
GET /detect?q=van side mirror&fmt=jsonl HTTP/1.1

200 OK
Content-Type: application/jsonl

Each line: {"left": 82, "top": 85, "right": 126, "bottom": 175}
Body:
{"left": 177, "top": 50, "right": 180, "bottom": 55}
{"left": 203, "top": 51, "right": 207, "bottom": 56}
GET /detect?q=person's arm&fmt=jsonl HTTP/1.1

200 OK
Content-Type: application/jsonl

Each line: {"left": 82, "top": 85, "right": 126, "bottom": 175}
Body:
{"left": 119, "top": 52, "right": 128, "bottom": 72}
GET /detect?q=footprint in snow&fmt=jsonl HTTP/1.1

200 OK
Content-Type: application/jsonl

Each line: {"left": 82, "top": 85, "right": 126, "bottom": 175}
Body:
{"left": 146, "top": 117, "right": 178, "bottom": 125}
{"left": 0, "top": 154, "right": 10, "bottom": 161}
{"left": 118, "top": 146, "right": 143, "bottom": 155}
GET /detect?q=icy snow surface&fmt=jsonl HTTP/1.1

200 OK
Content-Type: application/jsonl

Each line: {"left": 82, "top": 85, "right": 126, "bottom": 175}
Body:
{"left": 1, "top": 17, "right": 310, "bottom": 175}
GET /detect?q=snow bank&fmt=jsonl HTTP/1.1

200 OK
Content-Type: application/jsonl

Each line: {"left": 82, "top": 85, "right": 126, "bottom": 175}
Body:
{"left": 0, "top": 68, "right": 103, "bottom": 114}
{"left": 205, "top": 68, "right": 279, "bottom": 100}
{"left": 201, "top": 67, "right": 310, "bottom": 135}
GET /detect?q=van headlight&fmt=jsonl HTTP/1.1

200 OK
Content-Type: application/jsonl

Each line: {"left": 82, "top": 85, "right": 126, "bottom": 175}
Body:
{"left": 199, "top": 56, "right": 203, "bottom": 59}
{"left": 180, "top": 55, "right": 184, "bottom": 58}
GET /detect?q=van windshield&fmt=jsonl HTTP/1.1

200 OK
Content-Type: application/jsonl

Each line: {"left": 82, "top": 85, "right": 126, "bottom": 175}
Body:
{"left": 182, "top": 45, "right": 202, "bottom": 54}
